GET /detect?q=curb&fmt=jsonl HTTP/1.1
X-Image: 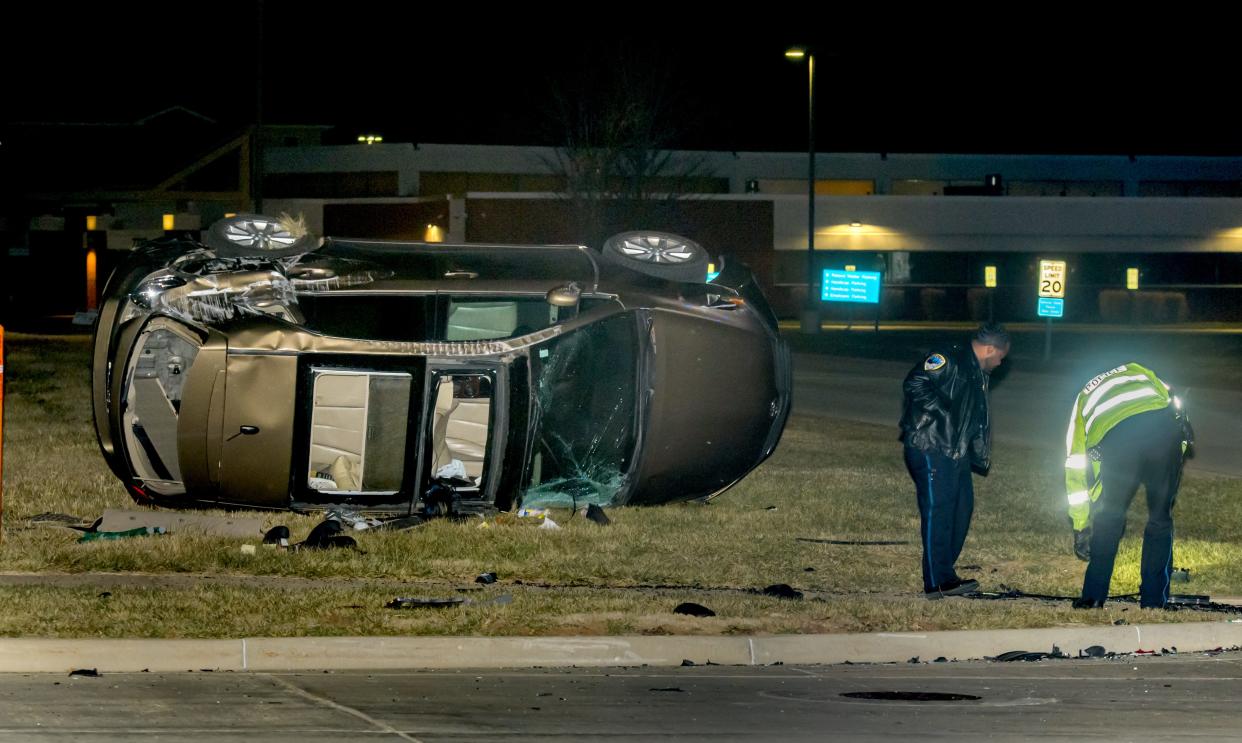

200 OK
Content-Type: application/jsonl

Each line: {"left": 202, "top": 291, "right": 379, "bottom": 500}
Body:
{"left": 1, "top": 620, "right": 1240, "bottom": 673}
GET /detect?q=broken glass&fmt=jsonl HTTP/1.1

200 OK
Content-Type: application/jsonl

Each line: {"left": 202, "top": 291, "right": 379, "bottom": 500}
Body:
{"left": 520, "top": 314, "right": 639, "bottom": 509}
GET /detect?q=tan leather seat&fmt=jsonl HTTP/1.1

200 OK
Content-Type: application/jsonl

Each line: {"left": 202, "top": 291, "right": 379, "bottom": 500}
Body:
{"left": 430, "top": 378, "right": 457, "bottom": 475}
{"left": 446, "top": 398, "right": 490, "bottom": 477}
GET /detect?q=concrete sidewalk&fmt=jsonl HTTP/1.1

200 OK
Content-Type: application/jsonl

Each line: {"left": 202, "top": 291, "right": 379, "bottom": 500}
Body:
{"left": 3, "top": 620, "right": 1240, "bottom": 673}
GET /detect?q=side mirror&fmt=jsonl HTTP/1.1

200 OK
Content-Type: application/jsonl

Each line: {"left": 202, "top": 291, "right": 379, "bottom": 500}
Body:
{"left": 546, "top": 282, "right": 581, "bottom": 308}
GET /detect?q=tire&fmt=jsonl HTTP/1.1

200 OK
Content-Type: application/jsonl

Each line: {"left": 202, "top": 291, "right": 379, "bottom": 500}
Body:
{"left": 601, "top": 231, "right": 710, "bottom": 282}
{"left": 204, "top": 214, "right": 317, "bottom": 258}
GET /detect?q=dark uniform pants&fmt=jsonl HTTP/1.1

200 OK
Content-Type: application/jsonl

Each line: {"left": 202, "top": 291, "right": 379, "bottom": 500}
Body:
{"left": 1081, "top": 408, "right": 1184, "bottom": 608}
{"left": 905, "top": 447, "right": 974, "bottom": 593}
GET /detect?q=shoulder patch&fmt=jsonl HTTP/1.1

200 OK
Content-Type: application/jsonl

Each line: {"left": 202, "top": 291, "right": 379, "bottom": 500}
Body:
{"left": 924, "top": 353, "right": 947, "bottom": 371}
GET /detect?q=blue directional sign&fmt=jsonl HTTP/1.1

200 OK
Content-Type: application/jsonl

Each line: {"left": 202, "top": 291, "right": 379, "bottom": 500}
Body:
{"left": 822, "top": 269, "right": 881, "bottom": 304}
{"left": 1037, "top": 297, "right": 1064, "bottom": 318}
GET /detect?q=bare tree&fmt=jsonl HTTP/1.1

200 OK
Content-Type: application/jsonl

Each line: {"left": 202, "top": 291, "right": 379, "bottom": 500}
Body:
{"left": 541, "top": 53, "right": 713, "bottom": 246}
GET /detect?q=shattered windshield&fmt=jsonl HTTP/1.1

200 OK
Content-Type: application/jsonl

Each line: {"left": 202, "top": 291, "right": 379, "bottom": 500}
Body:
{"left": 520, "top": 314, "right": 640, "bottom": 509}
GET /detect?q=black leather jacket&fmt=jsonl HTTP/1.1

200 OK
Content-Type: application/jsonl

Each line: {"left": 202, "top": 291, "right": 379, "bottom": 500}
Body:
{"left": 899, "top": 344, "right": 992, "bottom": 472}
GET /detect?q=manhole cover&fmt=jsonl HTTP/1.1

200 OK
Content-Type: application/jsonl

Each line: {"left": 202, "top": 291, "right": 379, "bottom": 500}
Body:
{"left": 841, "top": 691, "right": 981, "bottom": 702}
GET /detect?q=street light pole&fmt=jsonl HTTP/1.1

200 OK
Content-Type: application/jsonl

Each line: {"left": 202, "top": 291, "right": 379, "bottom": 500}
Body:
{"left": 788, "top": 48, "right": 819, "bottom": 334}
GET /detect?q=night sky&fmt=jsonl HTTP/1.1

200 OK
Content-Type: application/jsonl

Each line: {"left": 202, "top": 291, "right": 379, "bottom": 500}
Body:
{"left": 6, "top": 5, "right": 1242, "bottom": 156}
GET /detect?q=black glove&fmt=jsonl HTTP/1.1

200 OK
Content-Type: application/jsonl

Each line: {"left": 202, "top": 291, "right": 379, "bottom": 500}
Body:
{"left": 1073, "top": 527, "right": 1092, "bottom": 562}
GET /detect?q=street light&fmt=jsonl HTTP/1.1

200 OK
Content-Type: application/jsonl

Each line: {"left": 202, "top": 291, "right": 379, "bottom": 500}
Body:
{"left": 787, "top": 47, "right": 818, "bottom": 334}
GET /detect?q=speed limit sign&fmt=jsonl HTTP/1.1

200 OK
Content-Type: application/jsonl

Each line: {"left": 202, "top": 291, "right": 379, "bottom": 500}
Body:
{"left": 1038, "top": 260, "right": 1066, "bottom": 299}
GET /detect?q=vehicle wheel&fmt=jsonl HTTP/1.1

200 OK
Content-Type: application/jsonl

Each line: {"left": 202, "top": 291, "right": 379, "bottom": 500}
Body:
{"left": 204, "top": 214, "right": 317, "bottom": 258}
{"left": 601, "top": 231, "right": 710, "bottom": 282}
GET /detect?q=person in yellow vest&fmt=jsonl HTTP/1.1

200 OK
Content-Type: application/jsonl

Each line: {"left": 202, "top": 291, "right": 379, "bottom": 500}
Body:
{"left": 1064, "top": 363, "right": 1194, "bottom": 609}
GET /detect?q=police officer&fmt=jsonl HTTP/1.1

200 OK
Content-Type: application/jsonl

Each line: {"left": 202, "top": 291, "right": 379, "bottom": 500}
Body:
{"left": 1064, "top": 363, "right": 1194, "bottom": 609}
{"left": 901, "top": 323, "right": 1009, "bottom": 600}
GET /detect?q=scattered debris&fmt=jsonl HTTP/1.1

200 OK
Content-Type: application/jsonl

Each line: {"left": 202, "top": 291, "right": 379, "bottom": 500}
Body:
{"left": 764, "top": 505, "right": 778, "bottom": 511}
{"left": 386, "top": 597, "right": 466, "bottom": 609}
{"left": 1171, "top": 568, "right": 1191, "bottom": 583}
{"left": 762, "top": 584, "right": 803, "bottom": 600}
{"left": 539, "top": 517, "right": 561, "bottom": 531}
{"left": 98, "top": 509, "right": 264, "bottom": 538}
{"left": 583, "top": 504, "right": 611, "bottom": 526}
{"left": 796, "top": 537, "right": 910, "bottom": 546}
{"left": 68, "top": 669, "right": 100, "bottom": 678}
{"left": 1168, "top": 594, "right": 1210, "bottom": 606}
{"left": 374, "top": 515, "right": 426, "bottom": 531}
{"left": 1081, "top": 645, "right": 1108, "bottom": 658}
{"left": 673, "top": 602, "right": 716, "bottom": 618}
{"left": 992, "top": 646, "right": 1068, "bottom": 662}
{"left": 649, "top": 687, "right": 685, "bottom": 693}
{"left": 681, "top": 659, "right": 696, "bottom": 667}
{"left": 239, "top": 544, "right": 257, "bottom": 555}
{"left": 908, "top": 657, "right": 920, "bottom": 664}
{"left": 97, "top": 592, "right": 111, "bottom": 599}
{"left": 476, "top": 572, "right": 498, "bottom": 585}
{"left": 295, "top": 519, "right": 357, "bottom": 550}
{"left": 841, "top": 691, "right": 980, "bottom": 702}
{"left": 326, "top": 508, "right": 383, "bottom": 531}
{"left": 386, "top": 594, "right": 512, "bottom": 609}
{"left": 262, "top": 525, "right": 290, "bottom": 545}
{"left": 78, "top": 526, "right": 166, "bottom": 543}
{"left": 804, "top": 567, "right": 816, "bottom": 572}
{"left": 933, "top": 656, "right": 948, "bottom": 663}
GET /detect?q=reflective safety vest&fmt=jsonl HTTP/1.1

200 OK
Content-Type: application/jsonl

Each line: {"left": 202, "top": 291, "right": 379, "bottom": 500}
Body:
{"left": 1065, "top": 362, "right": 1174, "bottom": 531}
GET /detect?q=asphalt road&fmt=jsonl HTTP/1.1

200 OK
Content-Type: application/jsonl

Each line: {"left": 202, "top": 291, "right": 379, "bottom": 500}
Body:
{"left": 4, "top": 654, "right": 1242, "bottom": 740}
{"left": 793, "top": 353, "right": 1242, "bottom": 478}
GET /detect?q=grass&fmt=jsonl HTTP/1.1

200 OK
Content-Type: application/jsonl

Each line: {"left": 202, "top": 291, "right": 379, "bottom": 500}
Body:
{"left": 1, "top": 332, "right": 1240, "bottom": 637}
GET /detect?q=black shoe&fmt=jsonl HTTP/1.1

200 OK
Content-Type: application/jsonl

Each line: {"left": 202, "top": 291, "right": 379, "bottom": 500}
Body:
{"left": 1072, "top": 597, "right": 1105, "bottom": 609}
{"left": 925, "top": 578, "right": 980, "bottom": 600}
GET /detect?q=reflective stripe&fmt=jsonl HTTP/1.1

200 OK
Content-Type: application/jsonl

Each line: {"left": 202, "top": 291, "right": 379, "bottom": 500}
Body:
{"left": 1084, "top": 388, "right": 1160, "bottom": 433}
{"left": 1066, "top": 397, "right": 1081, "bottom": 454}
{"left": 1082, "top": 374, "right": 1150, "bottom": 417}
{"left": 1065, "top": 454, "right": 1088, "bottom": 469}
{"left": 1067, "top": 490, "right": 1091, "bottom": 505}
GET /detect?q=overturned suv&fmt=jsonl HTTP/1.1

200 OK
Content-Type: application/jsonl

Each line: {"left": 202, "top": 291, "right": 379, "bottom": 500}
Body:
{"left": 91, "top": 214, "right": 791, "bottom": 514}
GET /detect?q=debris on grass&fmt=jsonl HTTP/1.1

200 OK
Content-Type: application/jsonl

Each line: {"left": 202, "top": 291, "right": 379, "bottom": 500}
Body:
{"left": 77, "top": 526, "right": 166, "bottom": 543}
{"left": 262, "top": 525, "right": 290, "bottom": 545}
{"left": 762, "top": 584, "right": 803, "bottom": 600}
{"left": 476, "top": 572, "right": 498, "bottom": 585}
{"left": 583, "top": 504, "right": 611, "bottom": 526}
{"left": 673, "top": 602, "right": 716, "bottom": 617}
{"left": 386, "top": 596, "right": 466, "bottom": 609}
{"left": 97, "top": 509, "right": 264, "bottom": 538}
{"left": 386, "top": 593, "right": 513, "bottom": 610}
{"left": 796, "top": 537, "right": 910, "bottom": 546}
{"left": 297, "top": 519, "right": 343, "bottom": 549}
{"left": 325, "top": 508, "right": 383, "bottom": 532}
{"left": 68, "top": 669, "right": 100, "bottom": 678}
